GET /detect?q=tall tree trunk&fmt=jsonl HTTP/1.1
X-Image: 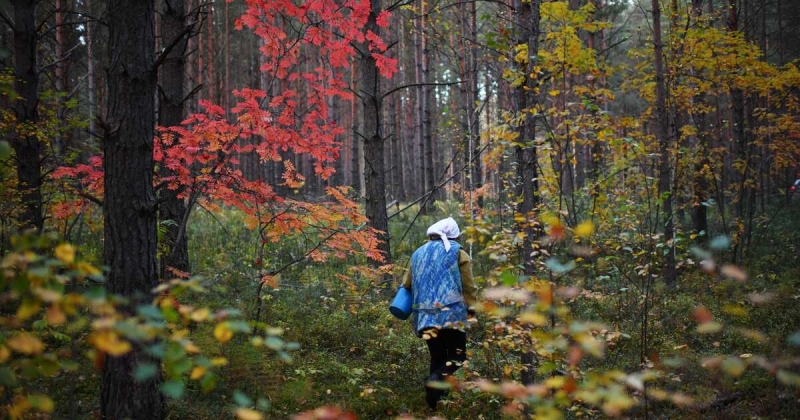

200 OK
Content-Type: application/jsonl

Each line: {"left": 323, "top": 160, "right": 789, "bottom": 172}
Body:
{"left": 86, "top": 0, "right": 96, "bottom": 140}
{"left": 206, "top": 2, "right": 214, "bottom": 101}
{"left": 727, "top": 0, "right": 749, "bottom": 262}
{"left": 690, "top": 0, "right": 709, "bottom": 242}
{"left": 516, "top": 0, "right": 542, "bottom": 278}
{"left": 351, "top": 58, "right": 362, "bottom": 194}
{"left": 224, "top": 0, "right": 230, "bottom": 116}
{"left": 359, "top": 0, "right": 391, "bottom": 267}
{"left": 469, "top": 0, "right": 482, "bottom": 192}
{"left": 159, "top": 0, "right": 191, "bottom": 280}
{"left": 101, "top": 1, "right": 164, "bottom": 418}
{"left": 652, "top": 0, "right": 677, "bottom": 286}
{"left": 457, "top": 0, "right": 469, "bottom": 190}
{"left": 11, "top": 0, "right": 44, "bottom": 233}
{"left": 414, "top": 0, "right": 427, "bottom": 209}
{"left": 514, "top": 0, "right": 542, "bottom": 387}
{"left": 423, "top": 10, "right": 435, "bottom": 207}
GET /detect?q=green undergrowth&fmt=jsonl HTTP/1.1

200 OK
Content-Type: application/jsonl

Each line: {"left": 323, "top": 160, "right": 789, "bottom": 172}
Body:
{"left": 31, "top": 201, "right": 800, "bottom": 419}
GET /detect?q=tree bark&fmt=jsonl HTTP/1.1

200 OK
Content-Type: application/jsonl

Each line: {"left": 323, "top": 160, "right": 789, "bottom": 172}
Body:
{"left": 516, "top": 0, "right": 542, "bottom": 278}
{"left": 86, "top": 0, "right": 96, "bottom": 140}
{"left": 469, "top": 0, "right": 482, "bottom": 191}
{"left": 690, "top": 0, "right": 709, "bottom": 242}
{"left": 101, "top": 1, "right": 164, "bottom": 418}
{"left": 421, "top": 0, "right": 436, "bottom": 207}
{"left": 359, "top": 0, "right": 392, "bottom": 267}
{"left": 652, "top": 0, "right": 677, "bottom": 286}
{"left": 414, "top": 0, "right": 428, "bottom": 210}
{"left": 515, "top": 0, "right": 543, "bottom": 388}
{"left": 11, "top": 0, "right": 44, "bottom": 234}
{"left": 158, "top": 0, "right": 191, "bottom": 280}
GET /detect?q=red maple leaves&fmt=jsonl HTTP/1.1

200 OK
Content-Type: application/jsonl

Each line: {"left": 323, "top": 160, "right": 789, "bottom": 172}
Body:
{"left": 53, "top": 0, "right": 396, "bottom": 266}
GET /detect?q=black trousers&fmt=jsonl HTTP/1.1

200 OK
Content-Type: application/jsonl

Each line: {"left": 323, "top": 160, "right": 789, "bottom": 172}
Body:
{"left": 424, "top": 328, "right": 467, "bottom": 378}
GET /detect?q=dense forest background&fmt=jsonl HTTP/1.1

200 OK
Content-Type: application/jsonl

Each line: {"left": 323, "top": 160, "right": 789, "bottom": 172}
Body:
{"left": 1, "top": 0, "right": 800, "bottom": 418}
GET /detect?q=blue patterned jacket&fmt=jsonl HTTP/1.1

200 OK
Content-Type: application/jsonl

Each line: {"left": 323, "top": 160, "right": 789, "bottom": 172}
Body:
{"left": 408, "top": 240, "right": 469, "bottom": 336}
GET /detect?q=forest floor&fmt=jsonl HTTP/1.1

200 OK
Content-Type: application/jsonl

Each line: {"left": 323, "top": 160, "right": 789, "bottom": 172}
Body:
{"left": 42, "top": 200, "right": 800, "bottom": 419}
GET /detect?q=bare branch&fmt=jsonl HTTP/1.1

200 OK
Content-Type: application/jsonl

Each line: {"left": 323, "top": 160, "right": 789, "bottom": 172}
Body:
{"left": 382, "top": 80, "right": 465, "bottom": 99}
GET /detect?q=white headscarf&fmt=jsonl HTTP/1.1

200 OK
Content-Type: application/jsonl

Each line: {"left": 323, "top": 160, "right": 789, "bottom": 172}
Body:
{"left": 426, "top": 217, "right": 461, "bottom": 252}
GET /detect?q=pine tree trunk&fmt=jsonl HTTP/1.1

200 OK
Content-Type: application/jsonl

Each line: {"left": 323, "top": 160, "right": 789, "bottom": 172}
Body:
{"left": 516, "top": 0, "right": 542, "bottom": 387}
{"left": 516, "top": 0, "right": 541, "bottom": 278}
{"left": 359, "top": 0, "right": 391, "bottom": 267}
{"left": 101, "top": 1, "right": 164, "bottom": 418}
{"left": 652, "top": 0, "right": 677, "bottom": 286}
{"left": 414, "top": 0, "right": 427, "bottom": 209}
{"left": 422, "top": 2, "right": 436, "bottom": 207}
{"left": 86, "top": 0, "right": 96, "bottom": 140}
{"left": 690, "top": 0, "right": 709, "bottom": 242}
{"left": 469, "top": 0, "right": 482, "bottom": 191}
{"left": 159, "top": 0, "right": 191, "bottom": 280}
{"left": 11, "top": 0, "right": 43, "bottom": 233}
{"left": 224, "top": 0, "right": 230, "bottom": 117}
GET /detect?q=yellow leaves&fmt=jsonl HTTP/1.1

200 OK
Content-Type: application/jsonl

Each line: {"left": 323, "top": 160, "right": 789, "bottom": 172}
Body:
{"left": 89, "top": 331, "right": 132, "bottom": 356}
{"left": 235, "top": 408, "right": 264, "bottom": 420}
{"left": 0, "top": 345, "right": 9, "bottom": 362}
{"left": 503, "top": 68, "right": 526, "bottom": 88}
{"left": 16, "top": 298, "right": 41, "bottom": 321}
{"left": 721, "top": 356, "right": 746, "bottom": 377}
{"left": 8, "top": 394, "right": 55, "bottom": 417}
{"left": 6, "top": 334, "right": 45, "bottom": 355}
{"left": 214, "top": 322, "right": 234, "bottom": 343}
{"left": 574, "top": 221, "right": 595, "bottom": 238}
{"left": 183, "top": 341, "right": 201, "bottom": 354}
{"left": 190, "top": 308, "right": 210, "bottom": 322}
{"left": 54, "top": 243, "right": 75, "bottom": 264}
{"left": 190, "top": 366, "right": 206, "bottom": 380}
{"left": 601, "top": 392, "right": 636, "bottom": 417}
{"left": 514, "top": 44, "right": 529, "bottom": 64}
{"left": 518, "top": 311, "right": 548, "bottom": 326}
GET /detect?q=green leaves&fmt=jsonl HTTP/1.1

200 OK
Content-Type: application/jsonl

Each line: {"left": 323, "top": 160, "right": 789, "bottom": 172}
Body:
{"left": 160, "top": 380, "right": 184, "bottom": 399}
{"left": 0, "top": 140, "right": 11, "bottom": 160}
{"left": 133, "top": 363, "right": 159, "bottom": 382}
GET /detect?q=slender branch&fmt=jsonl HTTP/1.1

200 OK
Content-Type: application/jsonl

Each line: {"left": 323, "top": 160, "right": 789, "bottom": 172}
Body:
{"left": 180, "top": 84, "right": 203, "bottom": 105}
{"left": 391, "top": 139, "right": 494, "bottom": 249}
{"left": 264, "top": 229, "right": 339, "bottom": 279}
{"left": 196, "top": 202, "right": 230, "bottom": 236}
{"left": 39, "top": 44, "right": 80, "bottom": 73}
{"left": 382, "top": 80, "right": 465, "bottom": 100}
{"left": 0, "top": 11, "right": 14, "bottom": 30}
{"left": 41, "top": 18, "right": 105, "bottom": 37}
{"left": 153, "top": 25, "right": 194, "bottom": 72}
{"left": 76, "top": 190, "right": 103, "bottom": 206}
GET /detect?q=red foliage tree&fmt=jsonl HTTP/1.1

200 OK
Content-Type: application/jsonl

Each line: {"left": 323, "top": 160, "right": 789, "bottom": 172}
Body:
{"left": 54, "top": 0, "right": 397, "bottom": 276}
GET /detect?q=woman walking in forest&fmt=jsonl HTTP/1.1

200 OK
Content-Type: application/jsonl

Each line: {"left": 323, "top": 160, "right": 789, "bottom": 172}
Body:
{"left": 401, "top": 217, "right": 477, "bottom": 409}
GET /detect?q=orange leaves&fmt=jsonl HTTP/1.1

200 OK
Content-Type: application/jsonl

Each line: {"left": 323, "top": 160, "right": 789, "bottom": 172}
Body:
{"left": 260, "top": 274, "right": 279, "bottom": 289}
{"left": 281, "top": 161, "right": 306, "bottom": 190}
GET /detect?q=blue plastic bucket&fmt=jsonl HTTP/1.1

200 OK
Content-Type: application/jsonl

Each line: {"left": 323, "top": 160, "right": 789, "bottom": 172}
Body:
{"left": 390, "top": 287, "right": 412, "bottom": 320}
